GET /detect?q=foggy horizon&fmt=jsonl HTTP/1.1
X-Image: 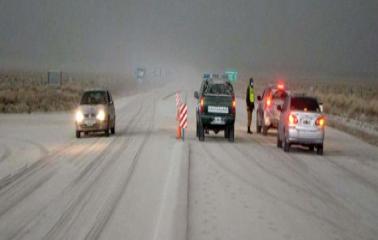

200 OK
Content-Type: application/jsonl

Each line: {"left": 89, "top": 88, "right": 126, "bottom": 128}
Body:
{"left": 1, "top": 0, "right": 377, "bottom": 78}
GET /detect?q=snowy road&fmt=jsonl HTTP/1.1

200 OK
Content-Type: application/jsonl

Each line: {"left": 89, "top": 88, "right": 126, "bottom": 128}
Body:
{"left": 0, "top": 84, "right": 377, "bottom": 240}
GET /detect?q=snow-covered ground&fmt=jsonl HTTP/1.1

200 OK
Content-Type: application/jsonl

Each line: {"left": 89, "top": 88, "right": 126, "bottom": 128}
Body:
{"left": 0, "top": 83, "right": 377, "bottom": 240}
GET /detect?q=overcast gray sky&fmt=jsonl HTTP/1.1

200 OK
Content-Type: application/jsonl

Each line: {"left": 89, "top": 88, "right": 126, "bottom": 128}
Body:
{"left": 0, "top": 0, "right": 377, "bottom": 77}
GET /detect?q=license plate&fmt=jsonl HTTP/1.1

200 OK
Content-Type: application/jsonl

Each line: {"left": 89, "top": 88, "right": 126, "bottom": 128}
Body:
{"left": 208, "top": 106, "right": 229, "bottom": 114}
{"left": 302, "top": 119, "right": 310, "bottom": 125}
{"left": 84, "top": 119, "right": 96, "bottom": 126}
{"left": 211, "top": 117, "right": 225, "bottom": 125}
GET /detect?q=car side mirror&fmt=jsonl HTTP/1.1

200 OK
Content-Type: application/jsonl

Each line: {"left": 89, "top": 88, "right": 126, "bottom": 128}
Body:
{"left": 194, "top": 91, "right": 199, "bottom": 99}
{"left": 277, "top": 105, "right": 282, "bottom": 112}
{"left": 319, "top": 103, "right": 324, "bottom": 113}
{"left": 257, "top": 96, "right": 262, "bottom": 101}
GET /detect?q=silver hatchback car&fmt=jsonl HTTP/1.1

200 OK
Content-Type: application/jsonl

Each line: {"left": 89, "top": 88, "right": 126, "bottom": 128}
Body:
{"left": 277, "top": 95, "right": 325, "bottom": 155}
{"left": 75, "top": 89, "right": 116, "bottom": 138}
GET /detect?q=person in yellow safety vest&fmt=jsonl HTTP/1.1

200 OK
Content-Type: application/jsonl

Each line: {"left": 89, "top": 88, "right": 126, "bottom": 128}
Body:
{"left": 246, "top": 78, "right": 255, "bottom": 134}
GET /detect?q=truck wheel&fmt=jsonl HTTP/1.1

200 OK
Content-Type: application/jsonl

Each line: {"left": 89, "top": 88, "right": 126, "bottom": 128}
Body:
{"left": 277, "top": 134, "right": 282, "bottom": 148}
{"left": 316, "top": 144, "right": 323, "bottom": 155}
{"left": 76, "top": 131, "right": 81, "bottom": 138}
{"left": 199, "top": 123, "right": 205, "bottom": 142}
{"left": 224, "top": 126, "right": 229, "bottom": 138}
{"left": 228, "top": 124, "right": 235, "bottom": 142}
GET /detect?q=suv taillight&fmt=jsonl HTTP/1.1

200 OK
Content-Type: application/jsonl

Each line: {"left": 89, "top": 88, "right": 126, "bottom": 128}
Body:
{"left": 200, "top": 97, "right": 205, "bottom": 113}
{"left": 315, "top": 116, "right": 325, "bottom": 127}
{"left": 266, "top": 97, "right": 272, "bottom": 108}
{"left": 288, "top": 113, "right": 298, "bottom": 126}
{"left": 232, "top": 96, "right": 236, "bottom": 113}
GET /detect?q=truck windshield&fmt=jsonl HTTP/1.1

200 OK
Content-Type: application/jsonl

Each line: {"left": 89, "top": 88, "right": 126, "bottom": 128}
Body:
{"left": 204, "top": 83, "right": 233, "bottom": 95}
{"left": 290, "top": 97, "right": 320, "bottom": 112}
{"left": 80, "top": 91, "right": 108, "bottom": 105}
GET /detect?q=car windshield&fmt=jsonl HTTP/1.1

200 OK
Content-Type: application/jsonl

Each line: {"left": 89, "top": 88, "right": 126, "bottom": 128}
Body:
{"left": 290, "top": 97, "right": 320, "bottom": 112}
{"left": 80, "top": 91, "right": 108, "bottom": 105}
{"left": 204, "top": 83, "right": 233, "bottom": 95}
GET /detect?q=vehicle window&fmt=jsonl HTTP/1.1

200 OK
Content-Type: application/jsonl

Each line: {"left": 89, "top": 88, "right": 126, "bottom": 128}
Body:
{"left": 80, "top": 91, "right": 108, "bottom": 105}
{"left": 272, "top": 90, "right": 288, "bottom": 100}
{"left": 204, "top": 83, "right": 233, "bottom": 95}
{"left": 290, "top": 97, "right": 320, "bottom": 112}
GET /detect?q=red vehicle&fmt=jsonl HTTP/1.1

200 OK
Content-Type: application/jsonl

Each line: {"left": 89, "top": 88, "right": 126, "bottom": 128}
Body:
{"left": 256, "top": 83, "right": 289, "bottom": 135}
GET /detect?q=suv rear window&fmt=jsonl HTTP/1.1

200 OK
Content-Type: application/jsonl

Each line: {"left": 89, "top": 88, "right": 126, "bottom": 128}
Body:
{"left": 272, "top": 89, "right": 288, "bottom": 100}
{"left": 290, "top": 97, "right": 320, "bottom": 112}
{"left": 204, "top": 83, "right": 233, "bottom": 95}
{"left": 80, "top": 91, "right": 108, "bottom": 105}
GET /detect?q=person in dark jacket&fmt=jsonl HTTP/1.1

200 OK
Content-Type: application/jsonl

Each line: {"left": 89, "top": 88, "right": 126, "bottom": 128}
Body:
{"left": 246, "top": 78, "right": 255, "bottom": 134}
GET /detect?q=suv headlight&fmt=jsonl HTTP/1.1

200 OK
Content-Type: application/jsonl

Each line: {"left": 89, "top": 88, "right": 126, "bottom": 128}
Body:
{"left": 96, "top": 110, "right": 106, "bottom": 121}
{"left": 76, "top": 111, "right": 84, "bottom": 123}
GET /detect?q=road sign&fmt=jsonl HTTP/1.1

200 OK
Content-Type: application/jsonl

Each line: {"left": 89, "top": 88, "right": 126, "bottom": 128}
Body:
{"left": 136, "top": 68, "right": 146, "bottom": 82}
{"left": 225, "top": 70, "right": 238, "bottom": 82}
{"left": 48, "top": 71, "right": 62, "bottom": 87}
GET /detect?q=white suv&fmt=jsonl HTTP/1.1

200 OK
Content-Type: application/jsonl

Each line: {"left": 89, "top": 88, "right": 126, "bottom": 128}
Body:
{"left": 256, "top": 84, "right": 289, "bottom": 135}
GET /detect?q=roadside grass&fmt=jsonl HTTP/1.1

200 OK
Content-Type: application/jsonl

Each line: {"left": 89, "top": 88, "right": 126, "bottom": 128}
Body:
{"left": 235, "top": 76, "right": 378, "bottom": 124}
{"left": 0, "top": 71, "right": 137, "bottom": 113}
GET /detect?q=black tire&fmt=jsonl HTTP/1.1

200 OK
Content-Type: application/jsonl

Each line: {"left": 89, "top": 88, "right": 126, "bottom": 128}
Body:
{"left": 256, "top": 112, "right": 262, "bottom": 134}
{"left": 309, "top": 145, "right": 315, "bottom": 152}
{"left": 256, "top": 124, "right": 262, "bottom": 134}
{"left": 198, "top": 123, "right": 205, "bottom": 141}
{"left": 262, "top": 125, "right": 268, "bottom": 136}
{"left": 277, "top": 134, "right": 282, "bottom": 148}
{"left": 316, "top": 144, "right": 323, "bottom": 155}
{"left": 111, "top": 126, "right": 115, "bottom": 135}
{"left": 76, "top": 131, "right": 81, "bottom": 138}
{"left": 196, "top": 121, "right": 199, "bottom": 138}
{"left": 224, "top": 126, "right": 229, "bottom": 138}
{"left": 283, "top": 134, "right": 290, "bottom": 152}
{"left": 228, "top": 124, "right": 235, "bottom": 142}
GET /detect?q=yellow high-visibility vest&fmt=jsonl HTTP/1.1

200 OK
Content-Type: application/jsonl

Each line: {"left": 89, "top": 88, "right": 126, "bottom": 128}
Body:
{"left": 249, "top": 86, "right": 255, "bottom": 103}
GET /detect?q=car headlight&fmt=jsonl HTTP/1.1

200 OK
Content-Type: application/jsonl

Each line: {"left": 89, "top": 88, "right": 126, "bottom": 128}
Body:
{"left": 76, "top": 111, "right": 84, "bottom": 123}
{"left": 96, "top": 110, "right": 106, "bottom": 121}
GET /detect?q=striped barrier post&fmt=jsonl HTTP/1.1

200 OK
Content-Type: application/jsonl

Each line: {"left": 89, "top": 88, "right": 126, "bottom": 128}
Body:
{"left": 179, "top": 103, "right": 188, "bottom": 141}
{"left": 176, "top": 93, "right": 182, "bottom": 139}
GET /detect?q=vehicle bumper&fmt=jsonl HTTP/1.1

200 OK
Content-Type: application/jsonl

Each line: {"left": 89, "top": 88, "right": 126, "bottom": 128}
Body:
{"left": 76, "top": 119, "right": 109, "bottom": 132}
{"left": 287, "top": 128, "right": 324, "bottom": 144}
{"left": 264, "top": 112, "right": 279, "bottom": 128}
{"left": 200, "top": 114, "right": 235, "bottom": 127}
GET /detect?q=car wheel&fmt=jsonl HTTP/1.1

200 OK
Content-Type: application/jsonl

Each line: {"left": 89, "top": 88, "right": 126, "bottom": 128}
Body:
{"left": 283, "top": 134, "right": 290, "bottom": 152}
{"left": 316, "top": 144, "right": 323, "bottom": 155}
{"left": 76, "top": 131, "right": 81, "bottom": 138}
{"left": 198, "top": 123, "right": 205, "bottom": 142}
{"left": 228, "top": 124, "right": 235, "bottom": 142}
{"left": 196, "top": 121, "right": 199, "bottom": 137}
{"left": 262, "top": 124, "right": 268, "bottom": 136}
{"left": 277, "top": 133, "right": 282, "bottom": 148}
{"left": 309, "top": 145, "right": 315, "bottom": 151}
{"left": 111, "top": 126, "right": 115, "bottom": 135}
{"left": 256, "top": 112, "right": 262, "bottom": 134}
